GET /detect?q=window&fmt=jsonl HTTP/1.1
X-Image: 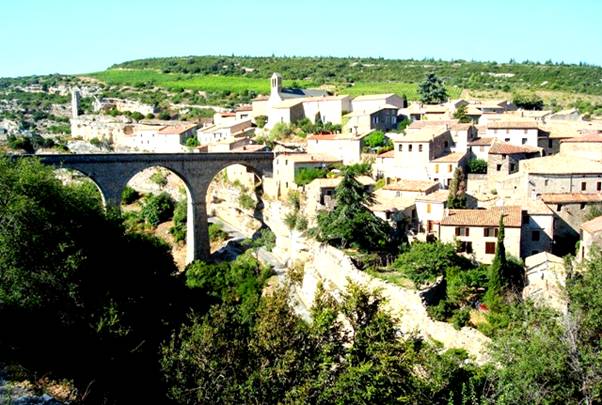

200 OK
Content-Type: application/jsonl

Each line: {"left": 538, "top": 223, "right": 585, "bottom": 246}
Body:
{"left": 580, "top": 203, "right": 586, "bottom": 210}
{"left": 485, "top": 242, "right": 496, "bottom": 254}
{"left": 521, "top": 138, "right": 527, "bottom": 144}
{"left": 556, "top": 204, "right": 562, "bottom": 212}
{"left": 496, "top": 164, "right": 502, "bottom": 171}
{"left": 409, "top": 144, "right": 413, "bottom": 152}
{"left": 448, "top": 164, "right": 453, "bottom": 173}
{"left": 505, "top": 138, "right": 510, "bottom": 142}
{"left": 419, "top": 144, "right": 423, "bottom": 152}
{"left": 398, "top": 144, "right": 403, "bottom": 151}
{"left": 524, "top": 129, "right": 528, "bottom": 134}
{"left": 548, "top": 139, "right": 553, "bottom": 148}
{"left": 545, "top": 179, "right": 549, "bottom": 187}
{"left": 459, "top": 241, "right": 473, "bottom": 253}
{"left": 484, "top": 227, "right": 498, "bottom": 237}
{"left": 581, "top": 182, "right": 587, "bottom": 191}
{"left": 435, "top": 164, "right": 439, "bottom": 173}
{"left": 510, "top": 163, "right": 516, "bottom": 172}
{"left": 597, "top": 182, "right": 601, "bottom": 191}
{"left": 396, "top": 191, "right": 401, "bottom": 197}
{"left": 506, "top": 129, "right": 510, "bottom": 134}
{"left": 455, "top": 227, "right": 470, "bottom": 236}
{"left": 444, "top": 141, "right": 449, "bottom": 148}
{"left": 427, "top": 203, "right": 432, "bottom": 214}
{"left": 532, "top": 230, "right": 540, "bottom": 241}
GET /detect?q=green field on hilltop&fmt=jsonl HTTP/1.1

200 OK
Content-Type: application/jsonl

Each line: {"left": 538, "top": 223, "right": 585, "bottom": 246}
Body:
{"left": 88, "top": 69, "right": 315, "bottom": 94}
{"left": 87, "top": 69, "right": 461, "bottom": 100}
{"left": 337, "top": 81, "right": 461, "bottom": 99}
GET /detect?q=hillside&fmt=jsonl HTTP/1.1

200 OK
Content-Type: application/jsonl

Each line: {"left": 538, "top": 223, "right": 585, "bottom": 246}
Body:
{"left": 107, "top": 55, "right": 602, "bottom": 96}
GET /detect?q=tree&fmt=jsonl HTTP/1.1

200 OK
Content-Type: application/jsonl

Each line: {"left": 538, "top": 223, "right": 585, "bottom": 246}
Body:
{"left": 121, "top": 185, "right": 140, "bottom": 205}
{"left": 0, "top": 156, "right": 188, "bottom": 403}
{"left": 393, "top": 241, "right": 468, "bottom": 285}
{"left": 149, "top": 170, "right": 168, "bottom": 189}
{"left": 485, "top": 215, "right": 512, "bottom": 307}
{"left": 294, "top": 166, "right": 329, "bottom": 186}
{"left": 512, "top": 92, "right": 544, "bottom": 110}
{"left": 185, "top": 136, "right": 199, "bottom": 147}
{"left": 468, "top": 159, "right": 487, "bottom": 174}
{"left": 362, "top": 130, "right": 391, "bottom": 150}
{"left": 313, "top": 171, "right": 394, "bottom": 252}
{"left": 140, "top": 192, "right": 175, "bottom": 226}
{"left": 453, "top": 104, "right": 472, "bottom": 123}
{"left": 255, "top": 115, "right": 267, "bottom": 128}
{"left": 447, "top": 167, "right": 467, "bottom": 209}
{"left": 418, "top": 73, "right": 449, "bottom": 104}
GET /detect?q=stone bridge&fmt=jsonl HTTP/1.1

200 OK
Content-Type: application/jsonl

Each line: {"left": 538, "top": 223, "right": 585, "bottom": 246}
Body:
{"left": 36, "top": 152, "right": 274, "bottom": 263}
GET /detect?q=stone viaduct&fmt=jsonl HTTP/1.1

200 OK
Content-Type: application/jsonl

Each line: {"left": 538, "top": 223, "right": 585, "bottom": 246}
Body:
{"left": 36, "top": 152, "right": 274, "bottom": 263}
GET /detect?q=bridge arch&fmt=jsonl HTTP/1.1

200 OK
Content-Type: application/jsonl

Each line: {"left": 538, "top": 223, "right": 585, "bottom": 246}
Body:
{"left": 35, "top": 152, "right": 274, "bottom": 263}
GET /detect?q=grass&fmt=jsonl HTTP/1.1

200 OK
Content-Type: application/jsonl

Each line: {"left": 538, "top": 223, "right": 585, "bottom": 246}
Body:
{"left": 337, "top": 81, "right": 462, "bottom": 100}
{"left": 366, "top": 269, "right": 415, "bottom": 289}
{"left": 87, "top": 69, "right": 315, "bottom": 94}
{"left": 86, "top": 69, "right": 461, "bottom": 100}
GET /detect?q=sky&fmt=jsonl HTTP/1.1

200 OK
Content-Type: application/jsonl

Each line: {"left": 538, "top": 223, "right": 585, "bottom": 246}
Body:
{"left": 1, "top": 0, "right": 601, "bottom": 77}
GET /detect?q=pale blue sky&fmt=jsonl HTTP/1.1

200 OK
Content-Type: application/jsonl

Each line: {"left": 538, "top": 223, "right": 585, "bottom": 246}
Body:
{"left": 1, "top": 0, "right": 601, "bottom": 77}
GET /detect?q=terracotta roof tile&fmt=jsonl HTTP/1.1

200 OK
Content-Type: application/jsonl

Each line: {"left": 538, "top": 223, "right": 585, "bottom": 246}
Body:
{"left": 488, "top": 121, "right": 539, "bottom": 129}
{"left": 488, "top": 141, "right": 540, "bottom": 155}
{"left": 383, "top": 179, "right": 439, "bottom": 192}
{"left": 468, "top": 137, "right": 494, "bottom": 146}
{"left": 582, "top": 216, "right": 602, "bottom": 233}
{"left": 560, "top": 133, "right": 602, "bottom": 143}
{"left": 415, "top": 189, "right": 449, "bottom": 203}
{"left": 431, "top": 152, "right": 466, "bottom": 163}
{"left": 541, "top": 193, "right": 602, "bottom": 204}
{"left": 440, "top": 206, "right": 522, "bottom": 227}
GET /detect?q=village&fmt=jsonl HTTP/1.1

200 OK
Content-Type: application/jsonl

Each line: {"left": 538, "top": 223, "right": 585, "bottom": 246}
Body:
{"left": 2, "top": 70, "right": 602, "bottom": 363}
{"left": 60, "top": 72, "right": 602, "bottom": 271}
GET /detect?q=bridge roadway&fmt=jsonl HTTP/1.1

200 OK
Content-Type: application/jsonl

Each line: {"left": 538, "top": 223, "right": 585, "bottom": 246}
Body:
{"left": 35, "top": 152, "right": 274, "bottom": 263}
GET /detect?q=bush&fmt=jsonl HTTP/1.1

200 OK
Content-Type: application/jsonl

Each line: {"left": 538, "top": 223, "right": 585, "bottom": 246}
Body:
{"left": 208, "top": 223, "right": 229, "bottom": 243}
{"left": 468, "top": 159, "right": 487, "bottom": 174}
{"left": 451, "top": 307, "right": 471, "bottom": 330}
{"left": 140, "top": 192, "right": 175, "bottom": 226}
{"left": 238, "top": 193, "right": 256, "bottom": 210}
{"left": 169, "top": 199, "right": 187, "bottom": 242}
{"left": 150, "top": 170, "right": 168, "bottom": 188}
{"left": 513, "top": 92, "right": 544, "bottom": 110}
{"left": 255, "top": 115, "right": 267, "bottom": 128}
{"left": 394, "top": 242, "right": 464, "bottom": 285}
{"left": 294, "top": 166, "right": 329, "bottom": 186}
{"left": 253, "top": 228, "right": 276, "bottom": 251}
{"left": 121, "top": 186, "right": 140, "bottom": 205}
{"left": 131, "top": 111, "right": 145, "bottom": 121}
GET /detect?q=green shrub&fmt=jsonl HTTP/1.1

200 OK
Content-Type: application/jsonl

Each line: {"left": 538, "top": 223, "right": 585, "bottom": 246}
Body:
{"left": 294, "top": 167, "right": 329, "bottom": 186}
{"left": 208, "top": 223, "right": 229, "bottom": 243}
{"left": 140, "top": 192, "right": 175, "bottom": 226}
{"left": 121, "top": 186, "right": 140, "bottom": 205}
{"left": 468, "top": 159, "right": 487, "bottom": 174}
{"left": 238, "top": 193, "right": 256, "bottom": 210}
{"left": 255, "top": 115, "right": 267, "bottom": 128}
{"left": 150, "top": 170, "right": 168, "bottom": 188}
{"left": 451, "top": 307, "right": 471, "bottom": 330}
{"left": 169, "top": 199, "right": 187, "bottom": 242}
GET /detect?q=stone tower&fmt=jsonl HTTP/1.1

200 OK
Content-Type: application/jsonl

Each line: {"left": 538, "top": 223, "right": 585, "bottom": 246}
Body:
{"left": 71, "top": 87, "right": 81, "bottom": 118}
{"left": 269, "top": 72, "right": 283, "bottom": 103}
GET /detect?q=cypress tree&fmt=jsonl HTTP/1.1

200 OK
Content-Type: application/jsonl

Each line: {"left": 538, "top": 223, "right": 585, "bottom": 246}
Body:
{"left": 485, "top": 214, "right": 508, "bottom": 306}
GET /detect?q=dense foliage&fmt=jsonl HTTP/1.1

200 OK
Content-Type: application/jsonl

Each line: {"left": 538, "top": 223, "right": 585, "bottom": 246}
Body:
{"left": 313, "top": 171, "right": 395, "bottom": 252}
{"left": 107, "top": 55, "right": 602, "bottom": 96}
{"left": 0, "top": 156, "right": 191, "bottom": 403}
{"left": 419, "top": 73, "right": 449, "bottom": 104}
{"left": 294, "top": 166, "right": 329, "bottom": 186}
{"left": 467, "top": 158, "right": 487, "bottom": 174}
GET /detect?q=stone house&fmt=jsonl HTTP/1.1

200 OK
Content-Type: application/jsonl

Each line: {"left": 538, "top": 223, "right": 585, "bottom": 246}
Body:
{"left": 306, "top": 133, "right": 364, "bottom": 165}
{"left": 559, "top": 133, "right": 602, "bottom": 161}
{"left": 379, "top": 179, "right": 440, "bottom": 200}
{"left": 271, "top": 153, "right": 342, "bottom": 198}
{"left": 438, "top": 206, "right": 523, "bottom": 264}
{"left": 407, "top": 120, "right": 478, "bottom": 154}
{"left": 197, "top": 119, "right": 253, "bottom": 145}
{"left": 343, "top": 105, "right": 399, "bottom": 136}
{"left": 486, "top": 141, "right": 541, "bottom": 187}
{"left": 578, "top": 216, "right": 602, "bottom": 261}
{"left": 520, "top": 199, "right": 555, "bottom": 257}
{"left": 467, "top": 137, "right": 494, "bottom": 161}
{"left": 415, "top": 190, "right": 449, "bottom": 234}
{"left": 351, "top": 93, "right": 406, "bottom": 113}
{"left": 486, "top": 120, "right": 543, "bottom": 148}
{"left": 522, "top": 252, "right": 567, "bottom": 312}
{"left": 429, "top": 152, "right": 468, "bottom": 189}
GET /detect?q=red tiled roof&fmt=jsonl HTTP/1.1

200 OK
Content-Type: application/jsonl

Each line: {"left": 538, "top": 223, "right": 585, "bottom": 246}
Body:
{"left": 157, "top": 124, "right": 197, "bottom": 135}
{"left": 383, "top": 179, "right": 439, "bottom": 192}
{"left": 377, "top": 150, "right": 394, "bottom": 158}
{"left": 560, "top": 133, "right": 602, "bottom": 143}
{"left": 468, "top": 137, "right": 494, "bottom": 146}
{"left": 582, "top": 216, "right": 602, "bottom": 233}
{"left": 431, "top": 152, "right": 466, "bottom": 163}
{"left": 440, "top": 206, "right": 522, "bottom": 227}
{"left": 488, "top": 121, "right": 539, "bottom": 129}
{"left": 489, "top": 141, "right": 540, "bottom": 155}
{"left": 541, "top": 193, "right": 602, "bottom": 204}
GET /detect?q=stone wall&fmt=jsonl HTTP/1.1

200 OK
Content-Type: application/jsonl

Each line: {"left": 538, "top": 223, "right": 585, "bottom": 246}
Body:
{"left": 297, "top": 242, "right": 490, "bottom": 363}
